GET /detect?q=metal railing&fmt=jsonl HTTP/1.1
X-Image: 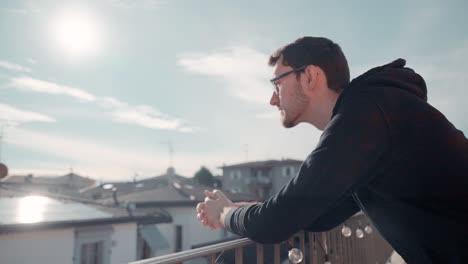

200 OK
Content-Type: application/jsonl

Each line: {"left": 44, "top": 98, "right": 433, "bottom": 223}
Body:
{"left": 130, "top": 214, "right": 393, "bottom": 264}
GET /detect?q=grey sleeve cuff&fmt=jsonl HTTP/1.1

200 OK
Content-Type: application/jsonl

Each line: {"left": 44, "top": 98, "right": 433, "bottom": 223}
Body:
{"left": 223, "top": 207, "right": 238, "bottom": 234}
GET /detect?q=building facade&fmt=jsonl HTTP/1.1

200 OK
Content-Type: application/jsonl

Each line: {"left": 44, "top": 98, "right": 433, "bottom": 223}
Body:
{"left": 220, "top": 159, "right": 303, "bottom": 199}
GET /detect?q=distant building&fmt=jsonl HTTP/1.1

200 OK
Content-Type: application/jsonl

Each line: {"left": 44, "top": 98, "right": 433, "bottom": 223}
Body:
{"left": 3, "top": 172, "right": 96, "bottom": 197}
{"left": 80, "top": 167, "right": 192, "bottom": 200}
{"left": 220, "top": 159, "right": 303, "bottom": 199}
{"left": 0, "top": 186, "right": 171, "bottom": 264}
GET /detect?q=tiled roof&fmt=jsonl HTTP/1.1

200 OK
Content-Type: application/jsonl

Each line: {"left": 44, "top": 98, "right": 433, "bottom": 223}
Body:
{"left": 4, "top": 172, "right": 96, "bottom": 188}
{"left": 3, "top": 175, "right": 55, "bottom": 184}
{"left": 80, "top": 169, "right": 193, "bottom": 199}
{"left": 52, "top": 173, "right": 96, "bottom": 188}
{"left": 100, "top": 180, "right": 261, "bottom": 206}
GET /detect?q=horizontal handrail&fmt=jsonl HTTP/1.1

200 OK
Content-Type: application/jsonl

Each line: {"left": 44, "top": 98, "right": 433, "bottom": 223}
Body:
{"left": 129, "top": 237, "right": 254, "bottom": 264}
{"left": 130, "top": 213, "right": 394, "bottom": 264}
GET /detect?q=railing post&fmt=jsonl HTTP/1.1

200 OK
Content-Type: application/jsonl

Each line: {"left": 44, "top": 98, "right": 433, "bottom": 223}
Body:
{"left": 256, "top": 243, "right": 264, "bottom": 264}
{"left": 235, "top": 246, "right": 243, "bottom": 264}
{"left": 209, "top": 254, "right": 216, "bottom": 264}
{"left": 273, "top": 243, "right": 281, "bottom": 264}
{"left": 308, "top": 232, "right": 314, "bottom": 264}
{"left": 299, "top": 231, "right": 306, "bottom": 264}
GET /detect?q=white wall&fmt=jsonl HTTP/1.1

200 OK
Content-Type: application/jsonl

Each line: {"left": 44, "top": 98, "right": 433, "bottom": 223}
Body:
{"left": 156, "top": 206, "right": 224, "bottom": 256}
{"left": 0, "top": 228, "right": 74, "bottom": 264}
{"left": 110, "top": 223, "right": 138, "bottom": 264}
{"left": 0, "top": 223, "right": 140, "bottom": 264}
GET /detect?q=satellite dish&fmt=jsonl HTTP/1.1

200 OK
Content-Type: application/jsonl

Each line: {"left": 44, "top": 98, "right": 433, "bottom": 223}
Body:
{"left": 0, "top": 163, "right": 8, "bottom": 180}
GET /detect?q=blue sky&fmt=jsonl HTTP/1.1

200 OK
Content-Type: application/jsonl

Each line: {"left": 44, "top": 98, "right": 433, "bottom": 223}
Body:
{"left": 0, "top": 0, "right": 467, "bottom": 181}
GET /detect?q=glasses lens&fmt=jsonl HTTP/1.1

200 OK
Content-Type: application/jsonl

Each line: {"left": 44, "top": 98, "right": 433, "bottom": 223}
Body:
{"left": 272, "top": 83, "right": 279, "bottom": 95}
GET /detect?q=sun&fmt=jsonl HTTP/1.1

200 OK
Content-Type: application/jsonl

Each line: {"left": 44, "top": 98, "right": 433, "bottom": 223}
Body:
{"left": 50, "top": 8, "right": 103, "bottom": 60}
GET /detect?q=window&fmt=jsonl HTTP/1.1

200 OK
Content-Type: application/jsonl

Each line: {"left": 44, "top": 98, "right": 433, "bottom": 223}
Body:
{"left": 229, "top": 170, "right": 241, "bottom": 180}
{"left": 175, "top": 225, "right": 183, "bottom": 252}
{"left": 74, "top": 226, "right": 112, "bottom": 264}
{"left": 80, "top": 241, "right": 104, "bottom": 264}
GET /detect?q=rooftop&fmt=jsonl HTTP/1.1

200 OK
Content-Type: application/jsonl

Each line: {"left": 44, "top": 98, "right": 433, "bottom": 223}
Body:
{"left": 0, "top": 186, "right": 171, "bottom": 233}
{"left": 220, "top": 159, "right": 303, "bottom": 169}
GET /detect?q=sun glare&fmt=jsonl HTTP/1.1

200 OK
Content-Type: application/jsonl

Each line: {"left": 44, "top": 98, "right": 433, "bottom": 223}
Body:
{"left": 50, "top": 8, "right": 103, "bottom": 60}
{"left": 16, "top": 195, "right": 50, "bottom": 224}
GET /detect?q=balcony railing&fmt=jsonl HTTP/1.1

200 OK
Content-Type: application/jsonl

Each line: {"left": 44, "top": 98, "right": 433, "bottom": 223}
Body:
{"left": 130, "top": 214, "right": 393, "bottom": 264}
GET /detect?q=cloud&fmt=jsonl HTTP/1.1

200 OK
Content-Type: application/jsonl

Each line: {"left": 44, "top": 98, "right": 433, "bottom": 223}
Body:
{"left": 96, "top": 97, "right": 126, "bottom": 109}
{"left": 111, "top": 104, "right": 189, "bottom": 132}
{"left": 8, "top": 77, "right": 195, "bottom": 132}
{"left": 178, "top": 46, "right": 273, "bottom": 104}
{"left": 0, "top": 103, "right": 56, "bottom": 124}
{"left": 9, "top": 76, "right": 96, "bottom": 102}
{"left": 0, "top": 60, "right": 32, "bottom": 73}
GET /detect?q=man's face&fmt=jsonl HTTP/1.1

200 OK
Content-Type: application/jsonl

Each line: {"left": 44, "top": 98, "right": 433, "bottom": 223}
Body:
{"left": 270, "top": 62, "right": 310, "bottom": 128}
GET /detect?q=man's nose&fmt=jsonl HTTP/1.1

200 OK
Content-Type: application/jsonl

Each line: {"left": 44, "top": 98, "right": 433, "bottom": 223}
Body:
{"left": 270, "top": 92, "right": 279, "bottom": 106}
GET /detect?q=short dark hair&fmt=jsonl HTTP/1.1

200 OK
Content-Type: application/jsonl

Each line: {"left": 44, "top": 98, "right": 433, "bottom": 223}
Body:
{"left": 269, "top": 37, "right": 350, "bottom": 93}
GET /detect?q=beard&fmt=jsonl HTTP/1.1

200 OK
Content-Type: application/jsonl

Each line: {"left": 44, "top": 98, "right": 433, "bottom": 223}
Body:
{"left": 281, "top": 82, "right": 309, "bottom": 128}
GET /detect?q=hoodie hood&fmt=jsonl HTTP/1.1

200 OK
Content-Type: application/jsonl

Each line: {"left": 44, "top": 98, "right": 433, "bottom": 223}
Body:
{"left": 348, "top": 58, "right": 428, "bottom": 101}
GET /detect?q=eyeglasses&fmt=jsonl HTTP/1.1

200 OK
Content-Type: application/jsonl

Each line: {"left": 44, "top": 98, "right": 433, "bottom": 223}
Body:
{"left": 270, "top": 65, "right": 307, "bottom": 94}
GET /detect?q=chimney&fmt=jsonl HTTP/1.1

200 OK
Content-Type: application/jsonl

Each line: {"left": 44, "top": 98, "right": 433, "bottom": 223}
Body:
{"left": 112, "top": 187, "right": 119, "bottom": 206}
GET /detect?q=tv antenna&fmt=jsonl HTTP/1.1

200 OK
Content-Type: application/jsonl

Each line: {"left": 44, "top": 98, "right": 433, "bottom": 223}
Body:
{"left": 160, "top": 140, "right": 174, "bottom": 167}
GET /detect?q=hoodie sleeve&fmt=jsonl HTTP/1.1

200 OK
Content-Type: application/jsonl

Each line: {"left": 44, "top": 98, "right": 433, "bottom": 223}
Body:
{"left": 224, "top": 93, "right": 389, "bottom": 243}
{"left": 303, "top": 195, "right": 360, "bottom": 232}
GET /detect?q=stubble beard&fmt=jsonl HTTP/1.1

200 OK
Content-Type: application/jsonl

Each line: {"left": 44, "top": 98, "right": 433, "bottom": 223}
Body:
{"left": 281, "top": 82, "right": 309, "bottom": 128}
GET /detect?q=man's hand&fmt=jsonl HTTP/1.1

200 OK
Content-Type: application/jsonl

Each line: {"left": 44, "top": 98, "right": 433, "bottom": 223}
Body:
{"left": 196, "top": 189, "right": 233, "bottom": 230}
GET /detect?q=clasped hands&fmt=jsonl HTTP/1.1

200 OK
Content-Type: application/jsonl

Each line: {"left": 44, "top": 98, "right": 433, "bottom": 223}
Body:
{"left": 196, "top": 189, "right": 233, "bottom": 230}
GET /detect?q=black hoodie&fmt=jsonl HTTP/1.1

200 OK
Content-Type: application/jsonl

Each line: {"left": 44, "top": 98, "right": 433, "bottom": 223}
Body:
{"left": 225, "top": 59, "right": 468, "bottom": 264}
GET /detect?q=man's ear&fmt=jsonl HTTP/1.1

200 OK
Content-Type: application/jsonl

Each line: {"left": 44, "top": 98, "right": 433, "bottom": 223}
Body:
{"left": 303, "top": 65, "right": 317, "bottom": 95}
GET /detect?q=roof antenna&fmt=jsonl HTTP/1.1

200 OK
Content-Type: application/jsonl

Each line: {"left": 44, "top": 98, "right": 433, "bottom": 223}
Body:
{"left": 160, "top": 140, "right": 174, "bottom": 167}
{"left": 244, "top": 144, "right": 249, "bottom": 161}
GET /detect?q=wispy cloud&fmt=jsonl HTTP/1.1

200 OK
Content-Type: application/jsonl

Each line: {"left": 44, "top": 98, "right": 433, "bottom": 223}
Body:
{"left": 0, "top": 103, "right": 55, "bottom": 124}
{"left": 9, "top": 77, "right": 96, "bottom": 102}
{"left": 178, "top": 46, "right": 272, "bottom": 104}
{"left": 8, "top": 77, "right": 195, "bottom": 132}
{"left": 97, "top": 97, "right": 126, "bottom": 109}
{"left": 0, "top": 60, "right": 32, "bottom": 73}
{"left": 111, "top": 105, "right": 190, "bottom": 132}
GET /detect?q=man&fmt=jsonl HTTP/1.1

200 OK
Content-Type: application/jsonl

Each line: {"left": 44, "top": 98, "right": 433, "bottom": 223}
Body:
{"left": 196, "top": 37, "right": 468, "bottom": 263}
